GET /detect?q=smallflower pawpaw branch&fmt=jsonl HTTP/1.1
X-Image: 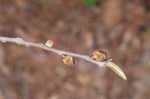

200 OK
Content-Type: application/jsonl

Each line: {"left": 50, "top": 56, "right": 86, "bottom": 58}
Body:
{"left": 0, "top": 36, "right": 127, "bottom": 80}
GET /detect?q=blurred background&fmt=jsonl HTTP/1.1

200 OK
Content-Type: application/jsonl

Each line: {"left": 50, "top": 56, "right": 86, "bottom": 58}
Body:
{"left": 0, "top": 0, "right": 150, "bottom": 99}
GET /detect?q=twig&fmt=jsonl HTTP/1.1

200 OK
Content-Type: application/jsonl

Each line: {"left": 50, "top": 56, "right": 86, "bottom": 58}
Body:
{"left": 0, "top": 36, "right": 127, "bottom": 80}
{"left": 0, "top": 36, "right": 112, "bottom": 67}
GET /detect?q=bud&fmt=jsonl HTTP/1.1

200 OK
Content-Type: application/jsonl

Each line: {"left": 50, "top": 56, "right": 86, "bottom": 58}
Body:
{"left": 62, "top": 55, "right": 75, "bottom": 65}
{"left": 45, "top": 40, "right": 54, "bottom": 48}
{"left": 106, "top": 62, "right": 127, "bottom": 80}
{"left": 90, "top": 49, "right": 107, "bottom": 61}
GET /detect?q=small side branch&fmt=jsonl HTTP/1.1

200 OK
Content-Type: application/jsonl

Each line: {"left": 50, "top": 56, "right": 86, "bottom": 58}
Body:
{"left": 0, "top": 36, "right": 111, "bottom": 67}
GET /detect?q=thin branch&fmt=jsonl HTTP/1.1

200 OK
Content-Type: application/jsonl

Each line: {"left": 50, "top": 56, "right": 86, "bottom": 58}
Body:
{"left": 0, "top": 36, "right": 128, "bottom": 80}
{"left": 0, "top": 36, "right": 112, "bottom": 67}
